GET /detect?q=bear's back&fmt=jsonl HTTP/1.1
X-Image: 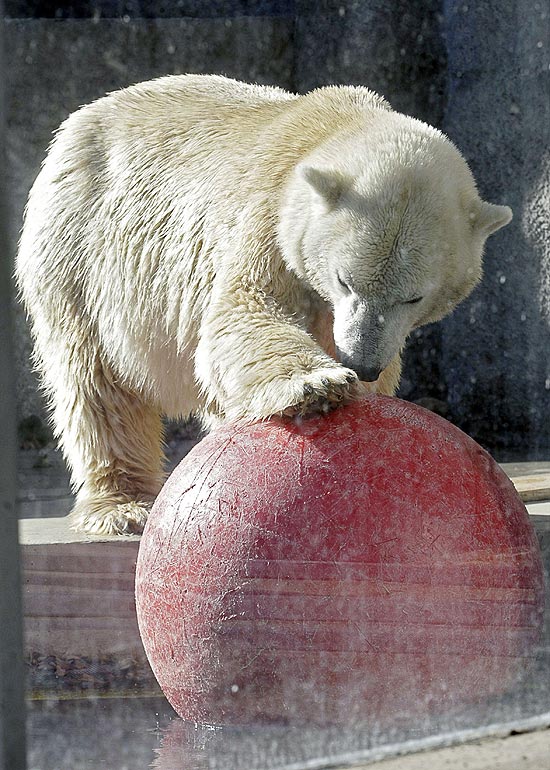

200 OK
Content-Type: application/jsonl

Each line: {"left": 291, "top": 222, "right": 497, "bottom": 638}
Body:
{"left": 96, "top": 74, "right": 297, "bottom": 128}
{"left": 118, "top": 73, "right": 296, "bottom": 106}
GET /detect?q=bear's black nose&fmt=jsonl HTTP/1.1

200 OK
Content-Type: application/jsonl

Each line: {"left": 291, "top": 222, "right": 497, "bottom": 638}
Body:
{"left": 357, "top": 365, "right": 383, "bottom": 383}
{"left": 336, "top": 347, "right": 383, "bottom": 383}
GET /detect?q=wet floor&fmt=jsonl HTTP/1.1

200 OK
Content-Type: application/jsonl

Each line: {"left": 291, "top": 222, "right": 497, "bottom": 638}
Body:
{"left": 26, "top": 646, "right": 550, "bottom": 770}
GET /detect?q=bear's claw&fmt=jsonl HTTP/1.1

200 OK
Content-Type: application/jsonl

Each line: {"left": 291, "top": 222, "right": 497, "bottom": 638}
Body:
{"left": 281, "top": 366, "right": 360, "bottom": 418}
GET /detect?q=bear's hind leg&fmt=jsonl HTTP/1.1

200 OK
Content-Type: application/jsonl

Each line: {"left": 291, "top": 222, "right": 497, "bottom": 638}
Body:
{"left": 46, "top": 346, "right": 165, "bottom": 535}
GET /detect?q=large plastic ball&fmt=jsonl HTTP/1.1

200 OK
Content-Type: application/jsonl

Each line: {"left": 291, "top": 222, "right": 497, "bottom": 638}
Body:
{"left": 135, "top": 396, "right": 544, "bottom": 725}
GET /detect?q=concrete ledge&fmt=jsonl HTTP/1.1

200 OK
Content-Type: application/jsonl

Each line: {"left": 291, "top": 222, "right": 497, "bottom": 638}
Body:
{"left": 19, "top": 515, "right": 141, "bottom": 545}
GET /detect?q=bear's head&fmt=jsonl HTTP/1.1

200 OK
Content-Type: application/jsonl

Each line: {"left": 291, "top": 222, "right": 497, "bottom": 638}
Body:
{"left": 277, "top": 113, "right": 512, "bottom": 383}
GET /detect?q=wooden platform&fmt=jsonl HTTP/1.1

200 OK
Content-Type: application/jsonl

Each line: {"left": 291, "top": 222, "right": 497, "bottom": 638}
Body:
{"left": 20, "top": 532, "right": 152, "bottom": 696}
{"left": 500, "top": 462, "right": 550, "bottom": 503}
{"left": 19, "top": 464, "right": 550, "bottom": 697}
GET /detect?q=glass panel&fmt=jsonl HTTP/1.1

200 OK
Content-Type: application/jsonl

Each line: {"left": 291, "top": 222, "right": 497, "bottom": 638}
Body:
{"left": 4, "top": 2, "right": 549, "bottom": 769}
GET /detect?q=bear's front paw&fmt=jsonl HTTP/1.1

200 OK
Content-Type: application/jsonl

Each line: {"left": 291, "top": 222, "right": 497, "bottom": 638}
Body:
{"left": 70, "top": 497, "right": 150, "bottom": 535}
{"left": 282, "top": 366, "right": 361, "bottom": 417}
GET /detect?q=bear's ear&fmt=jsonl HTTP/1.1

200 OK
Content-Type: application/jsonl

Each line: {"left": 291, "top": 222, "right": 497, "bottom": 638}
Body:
{"left": 471, "top": 200, "right": 513, "bottom": 236}
{"left": 302, "top": 166, "right": 351, "bottom": 206}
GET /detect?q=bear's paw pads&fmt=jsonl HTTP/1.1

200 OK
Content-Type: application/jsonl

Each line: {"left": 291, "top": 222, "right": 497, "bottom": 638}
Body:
{"left": 283, "top": 366, "right": 359, "bottom": 417}
{"left": 70, "top": 498, "right": 150, "bottom": 535}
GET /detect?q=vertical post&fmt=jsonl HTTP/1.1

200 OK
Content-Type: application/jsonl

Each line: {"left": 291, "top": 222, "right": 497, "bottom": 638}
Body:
{"left": 0, "top": 1, "right": 27, "bottom": 768}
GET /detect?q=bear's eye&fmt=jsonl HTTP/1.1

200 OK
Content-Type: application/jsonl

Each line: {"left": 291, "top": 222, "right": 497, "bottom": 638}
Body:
{"left": 405, "top": 296, "right": 423, "bottom": 305}
{"left": 337, "top": 272, "right": 351, "bottom": 293}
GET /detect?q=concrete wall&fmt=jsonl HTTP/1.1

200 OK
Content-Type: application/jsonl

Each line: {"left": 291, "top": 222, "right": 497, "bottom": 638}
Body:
{"left": 6, "top": 12, "right": 295, "bottom": 419}
{"left": 5, "top": 1, "right": 550, "bottom": 457}
{"left": 441, "top": 0, "right": 550, "bottom": 456}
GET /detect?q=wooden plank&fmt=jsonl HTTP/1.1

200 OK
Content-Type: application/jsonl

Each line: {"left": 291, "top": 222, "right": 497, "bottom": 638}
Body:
{"left": 527, "top": 501, "right": 550, "bottom": 529}
{"left": 509, "top": 474, "right": 550, "bottom": 503}
{"left": 501, "top": 462, "right": 550, "bottom": 503}
{"left": 20, "top": 534, "right": 153, "bottom": 695}
{"left": 500, "top": 461, "right": 550, "bottom": 477}
{"left": 21, "top": 541, "right": 141, "bottom": 643}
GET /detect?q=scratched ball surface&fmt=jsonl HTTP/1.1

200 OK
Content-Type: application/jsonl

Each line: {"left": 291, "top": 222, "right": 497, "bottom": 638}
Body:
{"left": 135, "top": 396, "right": 544, "bottom": 725}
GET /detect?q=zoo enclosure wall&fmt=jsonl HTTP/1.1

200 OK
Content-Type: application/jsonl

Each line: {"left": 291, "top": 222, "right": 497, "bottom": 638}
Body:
{"left": 4, "top": 0, "right": 550, "bottom": 456}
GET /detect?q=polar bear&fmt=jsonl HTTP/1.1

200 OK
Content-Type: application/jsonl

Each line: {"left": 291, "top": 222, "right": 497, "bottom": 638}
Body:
{"left": 16, "top": 74, "right": 512, "bottom": 535}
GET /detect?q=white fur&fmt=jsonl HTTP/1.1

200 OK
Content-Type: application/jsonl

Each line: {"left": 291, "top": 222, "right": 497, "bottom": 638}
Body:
{"left": 16, "top": 74, "right": 512, "bottom": 534}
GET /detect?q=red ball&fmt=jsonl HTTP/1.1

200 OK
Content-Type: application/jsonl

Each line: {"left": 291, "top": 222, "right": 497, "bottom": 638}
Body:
{"left": 135, "top": 396, "right": 544, "bottom": 726}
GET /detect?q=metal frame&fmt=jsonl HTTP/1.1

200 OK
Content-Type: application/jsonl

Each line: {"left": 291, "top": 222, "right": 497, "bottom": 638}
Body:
{"left": 0, "top": 1, "right": 27, "bottom": 767}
